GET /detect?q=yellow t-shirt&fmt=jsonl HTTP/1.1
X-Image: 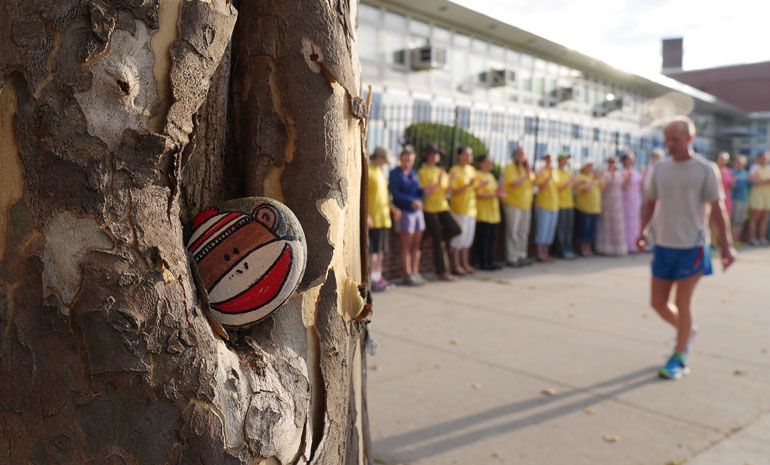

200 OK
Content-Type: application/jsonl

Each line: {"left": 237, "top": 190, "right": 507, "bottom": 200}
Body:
{"left": 502, "top": 164, "right": 535, "bottom": 210}
{"left": 557, "top": 168, "right": 575, "bottom": 208}
{"left": 368, "top": 165, "right": 392, "bottom": 228}
{"left": 475, "top": 172, "right": 501, "bottom": 224}
{"left": 449, "top": 164, "right": 477, "bottom": 217}
{"left": 418, "top": 165, "right": 450, "bottom": 213}
{"left": 575, "top": 172, "right": 601, "bottom": 214}
{"left": 534, "top": 168, "right": 560, "bottom": 211}
{"left": 751, "top": 165, "right": 770, "bottom": 195}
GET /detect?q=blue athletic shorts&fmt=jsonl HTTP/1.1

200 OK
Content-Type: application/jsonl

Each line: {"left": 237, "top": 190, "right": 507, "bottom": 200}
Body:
{"left": 652, "top": 245, "right": 712, "bottom": 281}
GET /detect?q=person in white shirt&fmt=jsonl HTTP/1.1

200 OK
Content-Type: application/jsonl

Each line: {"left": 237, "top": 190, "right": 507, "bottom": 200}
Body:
{"left": 638, "top": 116, "right": 736, "bottom": 380}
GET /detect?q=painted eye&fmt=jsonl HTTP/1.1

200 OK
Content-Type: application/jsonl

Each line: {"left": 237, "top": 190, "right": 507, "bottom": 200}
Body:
{"left": 224, "top": 254, "right": 231, "bottom": 261}
{"left": 233, "top": 248, "right": 240, "bottom": 254}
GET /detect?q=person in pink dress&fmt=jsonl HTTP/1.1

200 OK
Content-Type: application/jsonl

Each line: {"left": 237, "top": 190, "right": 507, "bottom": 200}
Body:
{"left": 621, "top": 152, "right": 643, "bottom": 253}
{"left": 716, "top": 152, "right": 733, "bottom": 215}
{"left": 596, "top": 156, "right": 628, "bottom": 256}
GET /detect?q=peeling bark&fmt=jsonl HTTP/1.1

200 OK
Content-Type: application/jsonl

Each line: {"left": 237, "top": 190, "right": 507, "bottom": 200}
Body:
{"left": 1, "top": 1, "right": 370, "bottom": 464}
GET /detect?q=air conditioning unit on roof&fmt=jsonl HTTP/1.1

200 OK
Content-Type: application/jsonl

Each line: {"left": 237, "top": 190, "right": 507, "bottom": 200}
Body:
{"left": 409, "top": 45, "right": 448, "bottom": 70}
{"left": 479, "top": 69, "right": 516, "bottom": 87}
{"left": 592, "top": 96, "right": 624, "bottom": 118}
{"left": 545, "top": 86, "right": 580, "bottom": 106}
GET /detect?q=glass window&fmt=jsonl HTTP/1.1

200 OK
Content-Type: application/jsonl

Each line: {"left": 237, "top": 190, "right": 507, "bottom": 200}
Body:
{"left": 454, "top": 33, "right": 470, "bottom": 49}
{"left": 755, "top": 121, "right": 768, "bottom": 137}
{"left": 572, "top": 124, "right": 580, "bottom": 139}
{"left": 358, "top": 22, "right": 379, "bottom": 60}
{"left": 409, "top": 18, "right": 430, "bottom": 37}
{"left": 472, "top": 38, "right": 487, "bottom": 54}
{"left": 489, "top": 44, "right": 504, "bottom": 59}
{"left": 453, "top": 48, "right": 469, "bottom": 92}
{"left": 457, "top": 106, "right": 471, "bottom": 129}
{"left": 358, "top": 3, "right": 380, "bottom": 23}
{"left": 506, "top": 49, "right": 519, "bottom": 65}
{"left": 384, "top": 11, "right": 406, "bottom": 29}
{"left": 432, "top": 25, "right": 451, "bottom": 45}
{"left": 384, "top": 29, "right": 406, "bottom": 66}
{"left": 413, "top": 99, "right": 432, "bottom": 122}
{"left": 524, "top": 117, "right": 534, "bottom": 135}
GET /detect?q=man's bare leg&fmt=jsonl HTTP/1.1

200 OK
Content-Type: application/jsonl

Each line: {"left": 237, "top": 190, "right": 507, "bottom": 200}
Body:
{"left": 650, "top": 277, "right": 677, "bottom": 327}
{"left": 673, "top": 272, "right": 703, "bottom": 353}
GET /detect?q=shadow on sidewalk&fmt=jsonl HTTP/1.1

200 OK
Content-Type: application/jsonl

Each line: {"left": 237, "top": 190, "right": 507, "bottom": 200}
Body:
{"left": 374, "top": 366, "right": 663, "bottom": 462}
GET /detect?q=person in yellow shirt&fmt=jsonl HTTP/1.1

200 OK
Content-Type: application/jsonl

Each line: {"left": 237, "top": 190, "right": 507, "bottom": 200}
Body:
{"left": 747, "top": 151, "right": 770, "bottom": 245}
{"left": 500, "top": 146, "right": 535, "bottom": 267}
{"left": 574, "top": 161, "right": 602, "bottom": 256}
{"left": 368, "top": 147, "right": 400, "bottom": 291}
{"left": 533, "top": 153, "right": 560, "bottom": 263}
{"left": 418, "top": 144, "right": 462, "bottom": 281}
{"left": 449, "top": 146, "right": 477, "bottom": 275}
{"left": 473, "top": 154, "right": 503, "bottom": 270}
{"left": 554, "top": 153, "right": 577, "bottom": 259}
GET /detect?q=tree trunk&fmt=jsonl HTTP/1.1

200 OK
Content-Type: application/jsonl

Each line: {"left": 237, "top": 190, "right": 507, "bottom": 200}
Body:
{"left": 0, "top": 1, "right": 371, "bottom": 464}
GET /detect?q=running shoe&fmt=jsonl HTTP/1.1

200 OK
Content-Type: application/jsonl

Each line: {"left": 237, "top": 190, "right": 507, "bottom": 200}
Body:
{"left": 372, "top": 277, "right": 394, "bottom": 292}
{"left": 411, "top": 273, "right": 427, "bottom": 285}
{"left": 659, "top": 352, "right": 689, "bottom": 380}
{"left": 563, "top": 250, "right": 577, "bottom": 259}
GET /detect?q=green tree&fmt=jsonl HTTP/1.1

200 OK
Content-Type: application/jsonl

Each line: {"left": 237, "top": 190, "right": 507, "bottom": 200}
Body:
{"left": 403, "top": 122, "right": 489, "bottom": 167}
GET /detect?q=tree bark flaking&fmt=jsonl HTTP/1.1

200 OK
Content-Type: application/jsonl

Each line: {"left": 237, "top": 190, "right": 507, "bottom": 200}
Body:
{"left": 2, "top": 0, "right": 370, "bottom": 464}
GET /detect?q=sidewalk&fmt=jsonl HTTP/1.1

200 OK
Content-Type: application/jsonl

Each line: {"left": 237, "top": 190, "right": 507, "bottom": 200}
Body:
{"left": 367, "top": 248, "right": 770, "bottom": 465}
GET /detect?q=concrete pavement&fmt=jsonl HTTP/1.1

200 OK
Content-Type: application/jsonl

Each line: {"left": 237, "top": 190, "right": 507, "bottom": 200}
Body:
{"left": 367, "top": 247, "right": 770, "bottom": 465}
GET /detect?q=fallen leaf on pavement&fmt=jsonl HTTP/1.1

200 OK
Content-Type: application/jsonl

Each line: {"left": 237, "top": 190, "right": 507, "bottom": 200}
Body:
{"left": 495, "top": 279, "right": 511, "bottom": 285}
{"left": 371, "top": 364, "right": 381, "bottom": 371}
{"left": 761, "top": 348, "right": 768, "bottom": 354}
{"left": 567, "top": 314, "right": 575, "bottom": 319}
{"left": 472, "top": 383, "right": 484, "bottom": 389}
{"left": 527, "top": 285, "right": 536, "bottom": 290}
{"left": 583, "top": 408, "right": 595, "bottom": 415}
{"left": 665, "top": 460, "right": 686, "bottom": 465}
{"left": 603, "top": 434, "right": 620, "bottom": 443}
{"left": 491, "top": 452, "right": 500, "bottom": 458}
{"left": 733, "top": 368, "right": 747, "bottom": 376}
{"left": 434, "top": 364, "right": 441, "bottom": 369}
{"left": 450, "top": 339, "right": 461, "bottom": 345}
{"left": 542, "top": 388, "right": 558, "bottom": 396}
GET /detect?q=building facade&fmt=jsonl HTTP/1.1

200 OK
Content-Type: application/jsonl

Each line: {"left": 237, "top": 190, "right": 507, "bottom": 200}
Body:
{"left": 359, "top": 0, "right": 746, "bottom": 168}
{"left": 662, "top": 43, "right": 770, "bottom": 159}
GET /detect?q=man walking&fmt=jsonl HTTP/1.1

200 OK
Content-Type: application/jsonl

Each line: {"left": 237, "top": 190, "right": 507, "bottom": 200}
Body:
{"left": 638, "top": 116, "right": 736, "bottom": 379}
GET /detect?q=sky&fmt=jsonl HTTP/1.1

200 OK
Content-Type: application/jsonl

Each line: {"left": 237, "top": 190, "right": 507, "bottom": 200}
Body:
{"left": 453, "top": 0, "right": 770, "bottom": 76}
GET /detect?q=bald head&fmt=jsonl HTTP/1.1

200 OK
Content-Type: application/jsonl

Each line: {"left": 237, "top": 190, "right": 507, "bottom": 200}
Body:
{"left": 665, "top": 116, "right": 696, "bottom": 138}
{"left": 664, "top": 116, "right": 696, "bottom": 159}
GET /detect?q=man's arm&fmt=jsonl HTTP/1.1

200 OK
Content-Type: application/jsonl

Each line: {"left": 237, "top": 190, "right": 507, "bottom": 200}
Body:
{"left": 637, "top": 198, "right": 657, "bottom": 251}
{"left": 710, "top": 199, "right": 736, "bottom": 270}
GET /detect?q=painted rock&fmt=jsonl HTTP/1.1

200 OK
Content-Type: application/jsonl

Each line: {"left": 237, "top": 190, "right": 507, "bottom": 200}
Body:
{"left": 187, "top": 197, "right": 306, "bottom": 328}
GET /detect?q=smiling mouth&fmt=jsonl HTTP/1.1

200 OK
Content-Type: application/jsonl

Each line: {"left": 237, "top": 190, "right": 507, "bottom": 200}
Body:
{"left": 211, "top": 243, "right": 293, "bottom": 314}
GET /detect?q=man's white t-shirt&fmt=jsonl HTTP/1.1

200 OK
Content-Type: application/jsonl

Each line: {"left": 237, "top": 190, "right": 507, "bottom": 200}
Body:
{"left": 643, "top": 154, "right": 723, "bottom": 248}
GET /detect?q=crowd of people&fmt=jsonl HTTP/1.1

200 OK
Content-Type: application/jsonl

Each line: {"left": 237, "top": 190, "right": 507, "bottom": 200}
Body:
{"left": 367, "top": 138, "right": 770, "bottom": 293}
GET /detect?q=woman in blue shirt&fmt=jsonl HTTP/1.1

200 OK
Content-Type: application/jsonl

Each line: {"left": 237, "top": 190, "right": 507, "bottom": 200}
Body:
{"left": 389, "top": 148, "right": 426, "bottom": 285}
{"left": 731, "top": 155, "right": 750, "bottom": 243}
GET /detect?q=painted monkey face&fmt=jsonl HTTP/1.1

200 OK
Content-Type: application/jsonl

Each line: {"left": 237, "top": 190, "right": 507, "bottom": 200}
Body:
{"left": 187, "top": 200, "right": 306, "bottom": 327}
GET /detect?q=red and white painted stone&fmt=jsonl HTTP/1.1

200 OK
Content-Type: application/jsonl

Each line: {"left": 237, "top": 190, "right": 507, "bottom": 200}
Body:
{"left": 187, "top": 197, "right": 306, "bottom": 327}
